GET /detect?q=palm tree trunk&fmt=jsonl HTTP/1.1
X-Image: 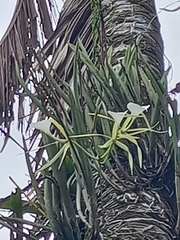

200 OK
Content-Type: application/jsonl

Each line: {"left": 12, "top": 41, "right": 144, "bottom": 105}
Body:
{"left": 104, "top": 0, "right": 164, "bottom": 79}
{"left": 45, "top": 1, "right": 175, "bottom": 239}
{"left": 95, "top": 167, "right": 176, "bottom": 239}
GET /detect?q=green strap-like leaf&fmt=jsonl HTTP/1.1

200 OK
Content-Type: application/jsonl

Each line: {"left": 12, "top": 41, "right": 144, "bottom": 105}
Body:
{"left": 118, "top": 134, "right": 143, "bottom": 168}
{"left": 37, "top": 142, "right": 70, "bottom": 172}
{"left": 115, "top": 140, "right": 134, "bottom": 175}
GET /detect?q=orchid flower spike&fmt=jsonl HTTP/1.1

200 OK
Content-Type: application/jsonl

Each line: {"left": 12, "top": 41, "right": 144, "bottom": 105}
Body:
{"left": 127, "top": 102, "right": 150, "bottom": 116}
{"left": 30, "top": 119, "right": 54, "bottom": 138}
{"left": 108, "top": 110, "right": 127, "bottom": 125}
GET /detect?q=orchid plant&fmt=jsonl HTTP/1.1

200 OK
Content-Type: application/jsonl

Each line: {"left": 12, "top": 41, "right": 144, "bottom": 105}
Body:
{"left": 98, "top": 102, "right": 150, "bottom": 174}
{"left": 30, "top": 102, "right": 161, "bottom": 174}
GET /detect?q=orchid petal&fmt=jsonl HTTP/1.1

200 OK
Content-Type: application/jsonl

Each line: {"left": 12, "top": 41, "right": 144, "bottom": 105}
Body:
{"left": 108, "top": 111, "right": 127, "bottom": 125}
{"left": 127, "top": 102, "right": 150, "bottom": 116}
{"left": 30, "top": 119, "right": 54, "bottom": 138}
{"left": 178, "top": 140, "right": 180, "bottom": 147}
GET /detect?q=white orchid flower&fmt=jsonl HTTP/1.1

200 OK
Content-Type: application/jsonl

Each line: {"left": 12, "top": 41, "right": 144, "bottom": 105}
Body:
{"left": 30, "top": 119, "right": 55, "bottom": 138}
{"left": 30, "top": 118, "right": 68, "bottom": 143}
{"left": 178, "top": 140, "right": 180, "bottom": 148}
{"left": 127, "top": 102, "right": 150, "bottom": 116}
{"left": 108, "top": 110, "right": 127, "bottom": 125}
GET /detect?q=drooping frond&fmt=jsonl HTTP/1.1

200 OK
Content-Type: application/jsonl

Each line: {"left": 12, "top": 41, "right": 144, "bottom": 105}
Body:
{"left": 0, "top": 0, "right": 57, "bottom": 130}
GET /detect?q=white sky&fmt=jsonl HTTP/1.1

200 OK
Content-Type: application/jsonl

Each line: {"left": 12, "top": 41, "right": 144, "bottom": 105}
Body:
{"left": 0, "top": 0, "right": 180, "bottom": 239}
{"left": 156, "top": 0, "right": 180, "bottom": 88}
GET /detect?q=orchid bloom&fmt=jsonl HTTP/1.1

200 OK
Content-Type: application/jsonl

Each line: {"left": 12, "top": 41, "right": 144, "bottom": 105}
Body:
{"left": 30, "top": 119, "right": 55, "bottom": 139}
{"left": 178, "top": 140, "right": 180, "bottom": 148}
{"left": 108, "top": 110, "right": 127, "bottom": 125}
{"left": 127, "top": 102, "right": 150, "bottom": 116}
{"left": 30, "top": 118, "right": 68, "bottom": 143}
{"left": 108, "top": 103, "right": 150, "bottom": 125}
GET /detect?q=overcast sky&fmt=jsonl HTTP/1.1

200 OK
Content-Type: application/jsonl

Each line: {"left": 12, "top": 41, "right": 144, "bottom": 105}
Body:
{"left": 0, "top": 0, "right": 180, "bottom": 239}
{"left": 156, "top": 0, "right": 180, "bottom": 87}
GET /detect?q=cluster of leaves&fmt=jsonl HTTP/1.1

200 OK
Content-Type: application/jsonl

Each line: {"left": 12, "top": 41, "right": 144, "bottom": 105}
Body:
{"left": 1, "top": 36, "right": 180, "bottom": 239}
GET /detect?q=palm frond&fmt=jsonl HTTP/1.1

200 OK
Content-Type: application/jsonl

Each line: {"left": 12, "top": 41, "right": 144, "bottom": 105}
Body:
{"left": 0, "top": 0, "right": 56, "bottom": 130}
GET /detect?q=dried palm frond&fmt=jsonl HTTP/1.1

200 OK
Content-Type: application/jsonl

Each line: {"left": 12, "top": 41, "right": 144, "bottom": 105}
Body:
{"left": 0, "top": 0, "right": 56, "bottom": 130}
